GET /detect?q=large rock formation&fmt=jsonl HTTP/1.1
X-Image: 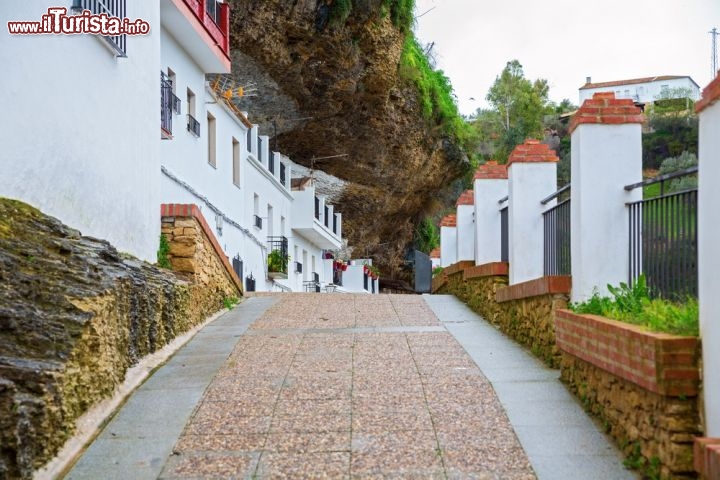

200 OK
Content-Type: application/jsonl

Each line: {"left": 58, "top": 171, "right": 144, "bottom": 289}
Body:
{"left": 227, "top": 0, "right": 467, "bottom": 275}
{"left": 0, "top": 199, "right": 236, "bottom": 478}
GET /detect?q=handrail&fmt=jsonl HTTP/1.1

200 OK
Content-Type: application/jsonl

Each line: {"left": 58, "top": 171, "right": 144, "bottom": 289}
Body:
{"left": 540, "top": 183, "right": 571, "bottom": 205}
{"left": 624, "top": 166, "right": 698, "bottom": 191}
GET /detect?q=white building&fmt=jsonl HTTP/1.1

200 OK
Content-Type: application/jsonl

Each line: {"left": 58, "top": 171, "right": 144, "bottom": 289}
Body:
{"left": 1, "top": 0, "right": 361, "bottom": 293}
{"left": 1, "top": 1, "right": 161, "bottom": 262}
{"left": 579, "top": 76, "right": 701, "bottom": 105}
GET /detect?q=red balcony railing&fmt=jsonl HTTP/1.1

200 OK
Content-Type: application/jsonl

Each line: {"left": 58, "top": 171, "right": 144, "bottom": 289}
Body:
{"left": 182, "top": 0, "right": 230, "bottom": 59}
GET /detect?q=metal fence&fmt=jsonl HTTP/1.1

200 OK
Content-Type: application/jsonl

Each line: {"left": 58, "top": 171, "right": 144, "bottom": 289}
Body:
{"left": 626, "top": 167, "right": 698, "bottom": 299}
{"left": 160, "top": 72, "right": 173, "bottom": 135}
{"left": 500, "top": 205, "right": 508, "bottom": 263}
{"left": 542, "top": 184, "right": 571, "bottom": 276}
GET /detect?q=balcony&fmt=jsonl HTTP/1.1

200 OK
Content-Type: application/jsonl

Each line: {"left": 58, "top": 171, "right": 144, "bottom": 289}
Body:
{"left": 187, "top": 114, "right": 200, "bottom": 137}
{"left": 292, "top": 190, "right": 342, "bottom": 250}
{"left": 161, "top": 72, "right": 173, "bottom": 138}
{"left": 267, "top": 236, "right": 289, "bottom": 279}
{"left": 160, "top": 0, "right": 231, "bottom": 73}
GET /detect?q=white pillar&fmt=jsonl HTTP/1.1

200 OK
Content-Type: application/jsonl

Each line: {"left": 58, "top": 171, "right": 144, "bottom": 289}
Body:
{"left": 507, "top": 140, "right": 558, "bottom": 284}
{"left": 456, "top": 190, "right": 475, "bottom": 262}
{"left": 439, "top": 214, "right": 457, "bottom": 267}
{"left": 569, "top": 92, "right": 644, "bottom": 302}
{"left": 697, "top": 77, "right": 720, "bottom": 436}
{"left": 473, "top": 161, "right": 508, "bottom": 265}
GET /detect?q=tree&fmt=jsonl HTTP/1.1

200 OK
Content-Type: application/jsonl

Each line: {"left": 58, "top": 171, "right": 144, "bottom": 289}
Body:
{"left": 484, "top": 60, "right": 550, "bottom": 162}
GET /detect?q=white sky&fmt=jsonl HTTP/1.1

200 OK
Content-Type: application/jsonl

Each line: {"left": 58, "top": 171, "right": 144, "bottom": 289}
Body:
{"left": 413, "top": 0, "right": 720, "bottom": 115}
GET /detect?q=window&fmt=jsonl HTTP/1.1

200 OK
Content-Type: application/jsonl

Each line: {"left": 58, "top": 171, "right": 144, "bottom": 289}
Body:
{"left": 267, "top": 205, "right": 274, "bottom": 237}
{"left": 207, "top": 112, "right": 216, "bottom": 167}
{"left": 74, "top": 0, "right": 127, "bottom": 56}
{"left": 187, "top": 88, "right": 200, "bottom": 137}
{"left": 232, "top": 137, "right": 240, "bottom": 186}
{"left": 302, "top": 250, "right": 308, "bottom": 281}
{"left": 253, "top": 194, "right": 261, "bottom": 229}
{"left": 167, "top": 68, "right": 180, "bottom": 114}
{"left": 160, "top": 72, "right": 172, "bottom": 137}
{"left": 280, "top": 216, "right": 286, "bottom": 237}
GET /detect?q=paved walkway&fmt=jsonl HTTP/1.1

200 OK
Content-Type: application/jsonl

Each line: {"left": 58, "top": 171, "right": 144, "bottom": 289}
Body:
{"left": 65, "top": 294, "right": 633, "bottom": 479}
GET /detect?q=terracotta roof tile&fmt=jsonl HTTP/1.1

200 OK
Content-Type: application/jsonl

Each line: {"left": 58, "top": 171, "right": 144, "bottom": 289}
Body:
{"left": 429, "top": 248, "right": 441, "bottom": 258}
{"left": 569, "top": 92, "right": 644, "bottom": 134}
{"left": 507, "top": 139, "right": 559, "bottom": 167}
{"left": 579, "top": 75, "right": 695, "bottom": 90}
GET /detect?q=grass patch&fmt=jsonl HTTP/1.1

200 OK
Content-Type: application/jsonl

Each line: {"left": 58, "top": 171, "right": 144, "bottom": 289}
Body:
{"left": 157, "top": 234, "right": 171, "bottom": 269}
{"left": 570, "top": 275, "right": 698, "bottom": 336}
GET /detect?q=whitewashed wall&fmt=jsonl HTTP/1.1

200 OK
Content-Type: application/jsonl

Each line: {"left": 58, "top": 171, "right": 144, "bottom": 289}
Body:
{"left": 473, "top": 179, "right": 507, "bottom": 265}
{"left": 456, "top": 205, "right": 475, "bottom": 262}
{"left": 440, "top": 226, "right": 457, "bottom": 267}
{"left": 0, "top": 2, "right": 161, "bottom": 261}
{"left": 698, "top": 86, "right": 720, "bottom": 437}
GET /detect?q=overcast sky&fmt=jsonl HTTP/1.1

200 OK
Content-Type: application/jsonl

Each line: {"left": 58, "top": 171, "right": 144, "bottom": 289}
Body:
{"left": 413, "top": 0, "right": 720, "bottom": 115}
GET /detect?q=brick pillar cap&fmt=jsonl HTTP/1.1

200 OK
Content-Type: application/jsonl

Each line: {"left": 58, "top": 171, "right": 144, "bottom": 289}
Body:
{"left": 440, "top": 214, "right": 457, "bottom": 227}
{"left": 696, "top": 73, "right": 720, "bottom": 114}
{"left": 507, "top": 139, "right": 559, "bottom": 167}
{"left": 569, "top": 92, "right": 644, "bottom": 134}
{"left": 474, "top": 160, "right": 508, "bottom": 179}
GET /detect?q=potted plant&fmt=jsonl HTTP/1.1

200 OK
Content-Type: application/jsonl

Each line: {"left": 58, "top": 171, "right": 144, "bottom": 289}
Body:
{"left": 267, "top": 248, "right": 289, "bottom": 279}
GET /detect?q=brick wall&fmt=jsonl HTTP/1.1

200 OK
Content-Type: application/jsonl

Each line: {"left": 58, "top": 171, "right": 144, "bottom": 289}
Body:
{"left": 556, "top": 309, "right": 702, "bottom": 478}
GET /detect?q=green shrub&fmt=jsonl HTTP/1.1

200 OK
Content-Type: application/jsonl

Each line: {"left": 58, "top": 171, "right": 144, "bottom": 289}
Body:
{"left": 157, "top": 234, "right": 171, "bottom": 269}
{"left": 329, "top": 0, "right": 353, "bottom": 26}
{"left": 571, "top": 275, "right": 698, "bottom": 336}
{"left": 432, "top": 266, "right": 444, "bottom": 277}
{"left": 223, "top": 295, "right": 239, "bottom": 310}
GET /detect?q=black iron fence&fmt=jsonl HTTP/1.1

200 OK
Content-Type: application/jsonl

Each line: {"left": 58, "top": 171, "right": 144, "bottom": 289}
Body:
{"left": 160, "top": 72, "right": 173, "bottom": 135}
{"left": 542, "top": 184, "right": 571, "bottom": 276}
{"left": 626, "top": 167, "right": 698, "bottom": 299}
{"left": 500, "top": 204, "right": 508, "bottom": 263}
{"left": 187, "top": 114, "right": 200, "bottom": 137}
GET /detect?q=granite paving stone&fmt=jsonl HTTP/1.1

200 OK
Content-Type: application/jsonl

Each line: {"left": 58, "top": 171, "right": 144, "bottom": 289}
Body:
{"left": 68, "top": 293, "right": 632, "bottom": 479}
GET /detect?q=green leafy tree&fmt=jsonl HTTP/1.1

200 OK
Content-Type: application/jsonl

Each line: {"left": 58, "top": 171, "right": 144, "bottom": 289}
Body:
{"left": 484, "top": 60, "right": 550, "bottom": 162}
{"left": 414, "top": 217, "right": 440, "bottom": 254}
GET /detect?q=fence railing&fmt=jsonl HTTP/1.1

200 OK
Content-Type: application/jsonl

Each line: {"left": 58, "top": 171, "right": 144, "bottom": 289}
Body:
{"left": 75, "top": 0, "right": 127, "bottom": 56}
{"left": 542, "top": 184, "right": 571, "bottom": 276}
{"left": 500, "top": 205, "right": 508, "bottom": 263}
{"left": 626, "top": 168, "right": 698, "bottom": 299}
{"left": 160, "top": 72, "right": 173, "bottom": 136}
{"left": 543, "top": 199, "right": 571, "bottom": 275}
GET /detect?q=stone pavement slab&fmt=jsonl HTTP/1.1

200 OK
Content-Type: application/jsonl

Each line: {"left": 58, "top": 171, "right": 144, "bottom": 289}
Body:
{"left": 64, "top": 296, "right": 279, "bottom": 480}
{"left": 65, "top": 293, "right": 634, "bottom": 479}
{"left": 161, "top": 293, "right": 535, "bottom": 479}
{"left": 424, "top": 294, "right": 635, "bottom": 480}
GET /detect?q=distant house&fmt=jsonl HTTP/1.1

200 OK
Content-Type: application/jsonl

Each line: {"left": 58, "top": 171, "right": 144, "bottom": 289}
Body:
{"left": 579, "top": 76, "right": 701, "bottom": 105}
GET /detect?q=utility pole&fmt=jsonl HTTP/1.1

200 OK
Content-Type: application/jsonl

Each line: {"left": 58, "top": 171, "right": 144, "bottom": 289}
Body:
{"left": 711, "top": 27, "right": 719, "bottom": 79}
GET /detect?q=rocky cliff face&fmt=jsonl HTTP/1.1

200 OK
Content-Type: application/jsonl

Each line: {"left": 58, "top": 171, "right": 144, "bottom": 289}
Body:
{"left": 0, "top": 199, "right": 236, "bottom": 479}
{"left": 227, "top": 0, "right": 466, "bottom": 275}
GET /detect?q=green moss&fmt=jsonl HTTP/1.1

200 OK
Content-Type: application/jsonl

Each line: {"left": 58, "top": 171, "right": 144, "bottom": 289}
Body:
{"left": 157, "top": 234, "right": 171, "bottom": 269}
{"left": 329, "top": 0, "right": 353, "bottom": 26}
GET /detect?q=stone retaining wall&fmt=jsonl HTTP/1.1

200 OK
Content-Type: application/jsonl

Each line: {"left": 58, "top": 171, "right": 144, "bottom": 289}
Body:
{"left": 160, "top": 203, "right": 243, "bottom": 315}
{"left": 0, "top": 199, "right": 240, "bottom": 479}
{"left": 436, "top": 262, "right": 569, "bottom": 368}
{"left": 556, "top": 310, "right": 702, "bottom": 479}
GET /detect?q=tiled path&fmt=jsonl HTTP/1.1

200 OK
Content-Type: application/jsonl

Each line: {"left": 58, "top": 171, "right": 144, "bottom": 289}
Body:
{"left": 66, "top": 294, "right": 631, "bottom": 479}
